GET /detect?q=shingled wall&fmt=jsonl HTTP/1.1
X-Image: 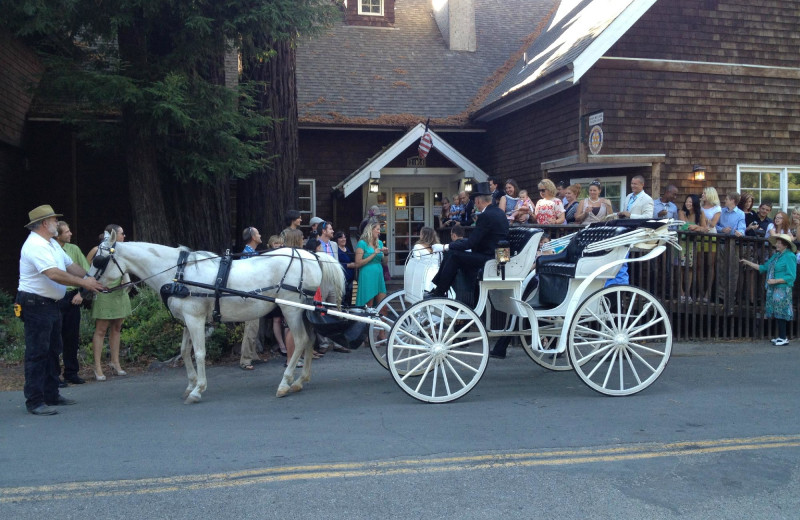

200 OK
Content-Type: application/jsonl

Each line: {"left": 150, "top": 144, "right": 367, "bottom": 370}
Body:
{"left": 482, "top": 87, "right": 581, "bottom": 191}
{"left": 580, "top": 0, "right": 800, "bottom": 198}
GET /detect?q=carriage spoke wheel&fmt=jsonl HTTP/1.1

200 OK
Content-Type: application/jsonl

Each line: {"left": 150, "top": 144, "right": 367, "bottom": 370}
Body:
{"left": 388, "top": 298, "right": 488, "bottom": 403}
{"left": 568, "top": 286, "right": 672, "bottom": 396}
{"left": 369, "top": 290, "right": 409, "bottom": 371}
{"left": 521, "top": 318, "right": 572, "bottom": 371}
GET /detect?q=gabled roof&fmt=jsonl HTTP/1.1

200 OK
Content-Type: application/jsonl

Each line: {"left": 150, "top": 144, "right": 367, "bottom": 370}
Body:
{"left": 334, "top": 123, "right": 487, "bottom": 197}
{"left": 296, "top": 0, "right": 556, "bottom": 128}
{"left": 474, "top": 0, "right": 657, "bottom": 121}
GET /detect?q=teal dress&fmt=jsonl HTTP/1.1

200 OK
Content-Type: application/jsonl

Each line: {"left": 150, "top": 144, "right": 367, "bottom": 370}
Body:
{"left": 759, "top": 250, "right": 797, "bottom": 321}
{"left": 356, "top": 239, "right": 386, "bottom": 305}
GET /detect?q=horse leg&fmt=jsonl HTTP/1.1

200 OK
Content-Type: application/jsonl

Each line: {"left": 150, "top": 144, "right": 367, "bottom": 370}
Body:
{"left": 277, "top": 308, "right": 308, "bottom": 397}
{"left": 288, "top": 309, "right": 313, "bottom": 394}
{"left": 180, "top": 328, "right": 198, "bottom": 399}
{"left": 184, "top": 318, "right": 208, "bottom": 404}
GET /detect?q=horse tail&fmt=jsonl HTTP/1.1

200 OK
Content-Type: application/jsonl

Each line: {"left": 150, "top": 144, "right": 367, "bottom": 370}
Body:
{"left": 316, "top": 253, "right": 346, "bottom": 308}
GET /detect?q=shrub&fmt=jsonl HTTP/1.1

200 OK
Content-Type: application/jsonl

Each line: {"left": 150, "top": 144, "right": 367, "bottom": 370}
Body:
{"left": 0, "top": 290, "right": 25, "bottom": 363}
{"left": 116, "top": 287, "right": 237, "bottom": 363}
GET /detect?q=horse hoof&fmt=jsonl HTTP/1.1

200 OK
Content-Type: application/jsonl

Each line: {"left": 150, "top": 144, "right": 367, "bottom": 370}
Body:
{"left": 182, "top": 389, "right": 191, "bottom": 399}
{"left": 290, "top": 383, "right": 303, "bottom": 393}
{"left": 184, "top": 394, "right": 201, "bottom": 404}
{"left": 276, "top": 388, "right": 289, "bottom": 398}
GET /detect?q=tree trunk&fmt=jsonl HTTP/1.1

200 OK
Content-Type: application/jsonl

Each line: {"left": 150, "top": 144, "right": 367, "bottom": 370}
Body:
{"left": 238, "top": 38, "right": 299, "bottom": 244}
{"left": 118, "top": 19, "right": 173, "bottom": 245}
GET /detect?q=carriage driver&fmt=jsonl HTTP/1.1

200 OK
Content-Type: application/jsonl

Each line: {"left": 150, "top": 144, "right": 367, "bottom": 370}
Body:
{"left": 425, "top": 182, "right": 509, "bottom": 298}
{"left": 17, "top": 205, "right": 105, "bottom": 415}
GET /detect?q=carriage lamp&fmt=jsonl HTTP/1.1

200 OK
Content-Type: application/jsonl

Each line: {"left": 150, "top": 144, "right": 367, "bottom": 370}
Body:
{"left": 693, "top": 164, "right": 705, "bottom": 181}
{"left": 496, "top": 240, "right": 510, "bottom": 280}
{"left": 464, "top": 177, "right": 473, "bottom": 193}
{"left": 369, "top": 178, "right": 380, "bottom": 193}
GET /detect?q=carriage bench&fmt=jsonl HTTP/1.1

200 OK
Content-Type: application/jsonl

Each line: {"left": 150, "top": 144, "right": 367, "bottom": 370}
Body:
{"left": 535, "top": 224, "right": 630, "bottom": 307}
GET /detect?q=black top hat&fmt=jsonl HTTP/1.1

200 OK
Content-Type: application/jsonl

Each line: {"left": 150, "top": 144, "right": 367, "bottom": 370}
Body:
{"left": 469, "top": 181, "right": 492, "bottom": 199}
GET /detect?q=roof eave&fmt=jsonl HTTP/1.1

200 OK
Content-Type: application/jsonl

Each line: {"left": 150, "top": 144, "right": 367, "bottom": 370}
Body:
{"left": 471, "top": 68, "right": 575, "bottom": 123}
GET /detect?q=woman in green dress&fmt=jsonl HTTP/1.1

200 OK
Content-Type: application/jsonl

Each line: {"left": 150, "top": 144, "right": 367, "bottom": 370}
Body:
{"left": 86, "top": 224, "right": 132, "bottom": 380}
{"left": 355, "top": 219, "right": 388, "bottom": 307}
{"left": 741, "top": 233, "right": 797, "bottom": 346}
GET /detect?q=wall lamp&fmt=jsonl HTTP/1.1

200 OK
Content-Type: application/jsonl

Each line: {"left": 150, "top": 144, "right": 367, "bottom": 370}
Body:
{"left": 369, "top": 171, "right": 380, "bottom": 193}
{"left": 693, "top": 164, "right": 706, "bottom": 182}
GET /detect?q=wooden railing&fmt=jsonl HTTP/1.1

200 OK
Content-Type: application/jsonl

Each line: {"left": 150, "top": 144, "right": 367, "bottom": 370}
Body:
{"left": 436, "top": 225, "right": 798, "bottom": 341}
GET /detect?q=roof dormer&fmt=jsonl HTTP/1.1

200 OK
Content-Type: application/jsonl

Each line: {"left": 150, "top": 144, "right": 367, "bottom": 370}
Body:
{"left": 344, "top": 0, "right": 396, "bottom": 27}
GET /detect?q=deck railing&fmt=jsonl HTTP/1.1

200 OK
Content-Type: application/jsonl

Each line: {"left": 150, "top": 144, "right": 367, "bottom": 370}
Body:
{"left": 436, "top": 224, "right": 798, "bottom": 341}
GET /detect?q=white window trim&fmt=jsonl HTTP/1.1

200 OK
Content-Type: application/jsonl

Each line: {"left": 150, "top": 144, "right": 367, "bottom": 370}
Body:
{"left": 358, "top": 0, "right": 384, "bottom": 16}
{"left": 737, "top": 164, "right": 800, "bottom": 212}
{"left": 298, "top": 178, "right": 316, "bottom": 221}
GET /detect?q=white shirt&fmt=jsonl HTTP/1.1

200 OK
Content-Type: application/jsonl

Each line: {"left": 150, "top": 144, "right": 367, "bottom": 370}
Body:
{"left": 18, "top": 232, "right": 73, "bottom": 300}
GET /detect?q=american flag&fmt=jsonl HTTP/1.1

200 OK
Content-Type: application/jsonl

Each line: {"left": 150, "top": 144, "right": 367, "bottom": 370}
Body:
{"left": 418, "top": 120, "right": 432, "bottom": 159}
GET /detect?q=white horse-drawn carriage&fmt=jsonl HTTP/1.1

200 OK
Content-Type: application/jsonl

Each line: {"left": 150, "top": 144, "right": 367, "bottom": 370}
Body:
{"left": 368, "top": 219, "right": 679, "bottom": 402}
{"left": 89, "top": 219, "right": 678, "bottom": 404}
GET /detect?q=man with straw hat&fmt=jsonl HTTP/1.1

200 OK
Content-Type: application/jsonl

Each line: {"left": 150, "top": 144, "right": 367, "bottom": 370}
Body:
{"left": 17, "top": 205, "right": 105, "bottom": 415}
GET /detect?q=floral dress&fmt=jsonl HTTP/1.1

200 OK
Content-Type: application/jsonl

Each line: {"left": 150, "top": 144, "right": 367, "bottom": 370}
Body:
{"left": 760, "top": 250, "right": 797, "bottom": 320}
{"left": 535, "top": 198, "right": 565, "bottom": 225}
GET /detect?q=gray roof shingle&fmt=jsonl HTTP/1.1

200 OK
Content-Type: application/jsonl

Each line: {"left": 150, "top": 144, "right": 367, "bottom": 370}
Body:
{"left": 296, "top": 0, "right": 557, "bottom": 127}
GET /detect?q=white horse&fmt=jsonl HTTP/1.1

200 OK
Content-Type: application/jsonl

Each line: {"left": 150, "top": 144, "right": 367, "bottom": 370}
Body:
{"left": 89, "top": 230, "right": 345, "bottom": 403}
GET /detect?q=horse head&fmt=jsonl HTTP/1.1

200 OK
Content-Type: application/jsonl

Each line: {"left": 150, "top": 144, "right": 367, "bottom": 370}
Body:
{"left": 89, "top": 229, "right": 126, "bottom": 283}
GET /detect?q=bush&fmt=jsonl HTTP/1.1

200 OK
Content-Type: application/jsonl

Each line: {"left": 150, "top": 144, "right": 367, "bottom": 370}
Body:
{"left": 117, "top": 287, "right": 238, "bottom": 363}
{"left": 0, "top": 290, "right": 25, "bottom": 362}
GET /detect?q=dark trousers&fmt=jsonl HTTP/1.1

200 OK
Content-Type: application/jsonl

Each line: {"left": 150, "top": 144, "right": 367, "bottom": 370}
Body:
{"left": 59, "top": 290, "right": 82, "bottom": 378}
{"left": 431, "top": 250, "right": 491, "bottom": 296}
{"left": 18, "top": 292, "right": 63, "bottom": 410}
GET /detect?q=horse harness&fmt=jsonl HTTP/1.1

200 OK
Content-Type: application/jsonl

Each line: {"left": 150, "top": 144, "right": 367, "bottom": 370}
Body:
{"left": 159, "top": 248, "right": 319, "bottom": 322}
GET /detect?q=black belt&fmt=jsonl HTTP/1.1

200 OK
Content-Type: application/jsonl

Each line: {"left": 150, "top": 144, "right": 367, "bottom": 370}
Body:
{"left": 16, "top": 291, "right": 59, "bottom": 306}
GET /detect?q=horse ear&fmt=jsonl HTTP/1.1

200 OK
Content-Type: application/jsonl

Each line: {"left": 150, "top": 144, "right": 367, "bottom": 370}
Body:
{"left": 109, "top": 229, "right": 117, "bottom": 245}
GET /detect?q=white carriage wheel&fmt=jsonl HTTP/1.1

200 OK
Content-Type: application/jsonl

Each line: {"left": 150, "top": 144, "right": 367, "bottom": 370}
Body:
{"left": 567, "top": 285, "right": 672, "bottom": 396}
{"left": 387, "top": 298, "right": 489, "bottom": 403}
{"left": 369, "top": 290, "right": 408, "bottom": 370}
{"left": 520, "top": 317, "right": 572, "bottom": 371}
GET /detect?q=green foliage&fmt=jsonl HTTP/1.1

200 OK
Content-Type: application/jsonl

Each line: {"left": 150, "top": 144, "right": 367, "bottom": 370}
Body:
{"left": 2, "top": 0, "right": 338, "bottom": 185}
{"left": 0, "top": 291, "right": 26, "bottom": 363}
{"left": 116, "top": 287, "right": 237, "bottom": 363}
{"left": 119, "top": 287, "right": 185, "bottom": 362}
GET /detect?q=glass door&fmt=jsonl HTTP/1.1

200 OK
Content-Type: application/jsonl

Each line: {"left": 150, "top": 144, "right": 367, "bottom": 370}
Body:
{"left": 389, "top": 190, "right": 427, "bottom": 277}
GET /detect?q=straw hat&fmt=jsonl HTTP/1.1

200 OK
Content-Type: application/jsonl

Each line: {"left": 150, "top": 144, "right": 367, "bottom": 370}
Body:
{"left": 768, "top": 233, "right": 797, "bottom": 253}
{"left": 25, "top": 205, "right": 62, "bottom": 227}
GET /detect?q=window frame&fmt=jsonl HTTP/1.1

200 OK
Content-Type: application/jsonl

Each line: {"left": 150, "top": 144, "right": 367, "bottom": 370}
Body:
{"left": 358, "top": 0, "right": 384, "bottom": 16}
{"left": 737, "top": 165, "right": 800, "bottom": 213}
{"left": 569, "top": 175, "right": 628, "bottom": 213}
{"left": 298, "top": 178, "right": 316, "bottom": 227}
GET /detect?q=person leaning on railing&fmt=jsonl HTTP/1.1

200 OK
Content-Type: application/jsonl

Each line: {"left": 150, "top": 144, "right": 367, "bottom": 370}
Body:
{"left": 740, "top": 234, "right": 797, "bottom": 346}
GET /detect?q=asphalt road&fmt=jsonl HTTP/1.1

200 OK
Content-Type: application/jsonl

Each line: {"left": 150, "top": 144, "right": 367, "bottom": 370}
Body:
{"left": 1, "top": 341, "right": 799, "bottom": 519}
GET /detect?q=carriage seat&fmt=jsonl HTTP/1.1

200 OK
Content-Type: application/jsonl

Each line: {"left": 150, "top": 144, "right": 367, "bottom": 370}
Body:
{"left": 535, "top": 225, "right": 628, "bottom": 308}
{"left": 536, "top": 225, "right": 628, "bottom": 278}
{"left": 454, "top": 227, "right": 543, "bottom": 305}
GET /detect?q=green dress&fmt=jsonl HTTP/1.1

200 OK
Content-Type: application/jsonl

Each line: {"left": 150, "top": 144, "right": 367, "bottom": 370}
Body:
{"left": 356, "top": 239, "right": 386, "bottom": 305}
{"left": 91, "top": 277, "right": 132, "bottom": 320}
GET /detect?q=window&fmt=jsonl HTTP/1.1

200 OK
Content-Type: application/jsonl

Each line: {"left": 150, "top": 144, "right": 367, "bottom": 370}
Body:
{"left": 359, "top": 0, "right": 383, "bottom": 16}
{"left": 738, "top": 165, "right": 800, "bottom": 213}
{"left": 569, "top": 175, "right": 627, "bottom": 213}
{"left": 298, "top": 179, "right": 316, "bottom": 227}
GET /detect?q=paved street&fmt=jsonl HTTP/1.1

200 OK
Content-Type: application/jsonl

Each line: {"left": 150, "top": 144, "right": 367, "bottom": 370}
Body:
{"left": 1, "top": 341, "right": 799, "bottom": 519}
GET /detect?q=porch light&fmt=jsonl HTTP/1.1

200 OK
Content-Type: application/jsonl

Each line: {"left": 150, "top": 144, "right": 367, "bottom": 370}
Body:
{"left": 395, "top": 193, "right": 407, "bottom": 207}
{"left": 693, "top": 164, "right": 705, "bottom": 181}
{"left": 369, "top": 179, "right": 380, "bottom": 193}
{"left": 464, "top": 172, "right": 474, "bottom": 192}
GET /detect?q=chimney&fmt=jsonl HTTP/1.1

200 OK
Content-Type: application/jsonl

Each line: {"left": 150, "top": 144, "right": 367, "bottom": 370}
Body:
{"left": 433, "top": 0, "right": 476, "bottom": 52}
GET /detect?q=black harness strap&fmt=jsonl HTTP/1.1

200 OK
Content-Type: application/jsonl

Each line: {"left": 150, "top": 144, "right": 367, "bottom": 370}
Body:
{"left": 212, "top": 251, "right": 234, "bottom": 322}
{"left": 159, "top": 250, "right": 191, "bottom": 314}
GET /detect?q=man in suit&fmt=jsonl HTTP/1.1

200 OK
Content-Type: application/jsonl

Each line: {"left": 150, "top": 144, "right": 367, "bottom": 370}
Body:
{"left": 617, "top": 175, "right": 654, "bottom": 219}
{"left": 427, "top": 182, "right": 509, "bottom": 298}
